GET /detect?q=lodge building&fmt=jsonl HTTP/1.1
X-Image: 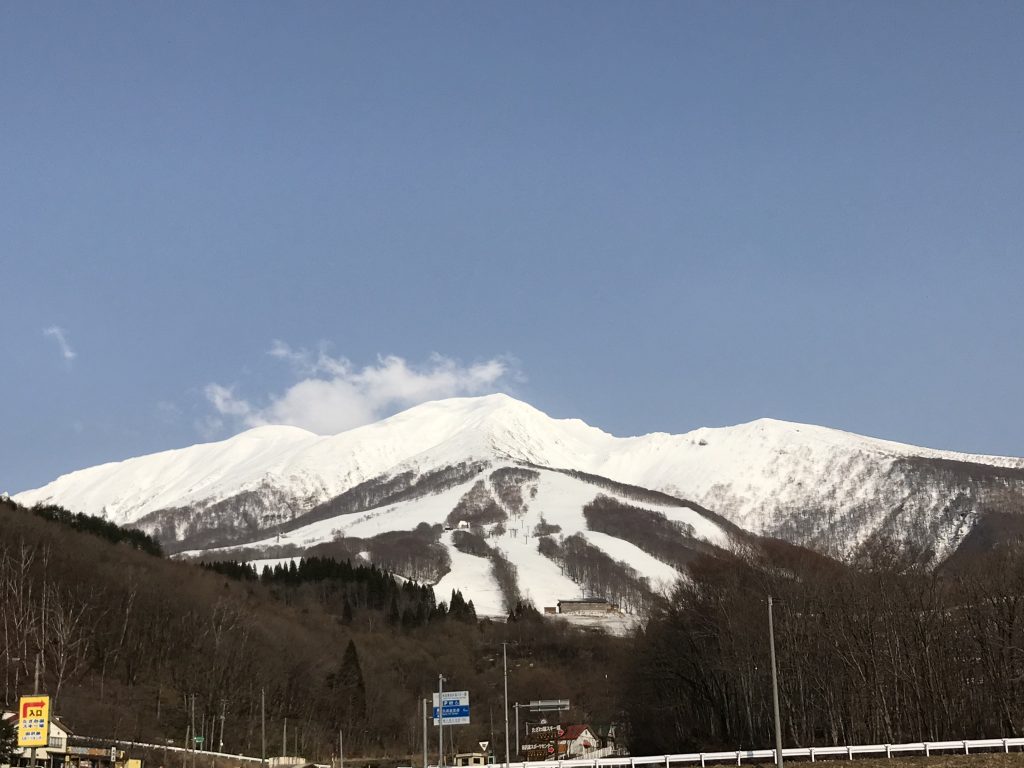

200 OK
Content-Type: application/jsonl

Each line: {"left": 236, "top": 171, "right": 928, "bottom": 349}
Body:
{"left": 1, "top": 712, "right": 125, "bottom": 768}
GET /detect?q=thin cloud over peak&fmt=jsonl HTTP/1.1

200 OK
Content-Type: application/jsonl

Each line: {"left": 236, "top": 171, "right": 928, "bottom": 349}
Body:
{"left": 43, "top": 326, "right": 76, "bottom": 362}
{"left": 204, "top": 348, "right": 519, "bottom": 436}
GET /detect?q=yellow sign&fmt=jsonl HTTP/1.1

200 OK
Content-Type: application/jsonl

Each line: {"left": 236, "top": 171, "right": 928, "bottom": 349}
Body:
{"left": 17, "top": 695, "right": 50, "bottom": 748}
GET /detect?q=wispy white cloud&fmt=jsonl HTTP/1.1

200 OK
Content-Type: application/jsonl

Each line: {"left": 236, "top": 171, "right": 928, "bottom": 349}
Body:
{"left": 43, "top": 326, "right": 76, "bottom": 362}
{"left": 155, "top": 400, "right": 183, "bottom": 425}
{"left": 204, "top": 383, "right": 254, "bottom": 419}
{"left": 204, "top": 346, "right": 518, "bottom": 435}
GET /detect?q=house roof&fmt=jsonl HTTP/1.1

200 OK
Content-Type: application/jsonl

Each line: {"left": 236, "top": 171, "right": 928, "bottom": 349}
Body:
{"left": 557, "top": 598, "right": 609, "bottom": 605}
{"left": 1, "top": 710, "right": 75, "bottom": 735}
{"left": 560, "top": 724, "right": 593, "bottom": 741}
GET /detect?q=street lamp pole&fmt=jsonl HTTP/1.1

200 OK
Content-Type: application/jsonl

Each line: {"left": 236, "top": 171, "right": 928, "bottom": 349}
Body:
{"left": 260, "top": 688, "right": 266, "bottom": 768}
{"left": 422, "top": 699, "right": 429, "bottom": 768}
{"left": 437, "top": 674, "right": 445, "bottom": 768}
{"left": 4, "top": 655, "right": 21, "bottom": 706}
{"left": 502, "top": 644, "right": 510, "bottom": 768}
{"left": 29, "top": 654, "right": 40, "bottom": 768}
{"left": 191, "top": 694, "right": 197, "bottom": 768}
{"left": 219, "top": 699, "right": 226, "bottom": 753}
{"left": 768, "top": 596, "right": 783, "bottom": 768}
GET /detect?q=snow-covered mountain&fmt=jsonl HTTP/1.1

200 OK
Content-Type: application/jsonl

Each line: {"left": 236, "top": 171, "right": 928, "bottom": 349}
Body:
{"left": 16, "top": 394, "right": 1024, "bottom": 615}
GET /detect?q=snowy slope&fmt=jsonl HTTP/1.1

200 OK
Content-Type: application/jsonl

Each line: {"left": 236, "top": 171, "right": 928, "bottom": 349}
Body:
{"left": 180, "top": 465, "right": 734, "bottom": 618}
{"left": 16, "top": 393, "right": 1024, "bottom": 566}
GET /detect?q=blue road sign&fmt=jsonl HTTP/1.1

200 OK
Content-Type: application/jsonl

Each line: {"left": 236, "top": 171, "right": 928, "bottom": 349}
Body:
{"left": 432, "top": 691, "right": 471, "bottom": 725}
{"left": 433, "top": 705, "right": 471, "bottom": 719}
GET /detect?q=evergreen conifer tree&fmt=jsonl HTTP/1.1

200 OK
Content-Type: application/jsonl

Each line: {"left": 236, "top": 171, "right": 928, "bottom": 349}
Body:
{"left": 0, "top": 717, "right": 16, "bottom": 765}
{"left": 387, "top": 596, "right": 401, "bottom": 625}
{"left": 328, "top": 639, "right": 367, "bottom": 721}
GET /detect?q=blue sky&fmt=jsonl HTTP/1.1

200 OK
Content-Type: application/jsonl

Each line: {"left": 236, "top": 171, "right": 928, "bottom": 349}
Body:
{"left": 2, "top": 1, "right": 1023, "bottom": 493}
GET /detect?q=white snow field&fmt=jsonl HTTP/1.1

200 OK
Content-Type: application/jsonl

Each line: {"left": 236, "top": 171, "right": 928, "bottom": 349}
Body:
{"left": 21, "top": 393, "right": 1021, "bottom": 528}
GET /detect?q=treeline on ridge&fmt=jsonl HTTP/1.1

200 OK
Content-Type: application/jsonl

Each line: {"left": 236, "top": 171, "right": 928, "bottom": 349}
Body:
{"left": 24, "top": 502, "right": 163, "bottom": 555}
{"left": 200, "top": 556, "right": 464, "bottom": 627}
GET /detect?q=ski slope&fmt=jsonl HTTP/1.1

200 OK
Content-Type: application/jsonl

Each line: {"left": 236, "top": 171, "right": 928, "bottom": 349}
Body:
{"left": 181, "top": 466, "right": 733, "bottom": 617}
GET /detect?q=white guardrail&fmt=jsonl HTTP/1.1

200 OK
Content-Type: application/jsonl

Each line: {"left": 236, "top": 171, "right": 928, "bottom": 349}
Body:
{"left": 474, "top": 738, "right": 1024, "bottom": 768}
{"left": 104, "top": 739, "right": 264, "bottom": 762}
{"left": 102, "top": 735, "right": 1024, "bottom": 767}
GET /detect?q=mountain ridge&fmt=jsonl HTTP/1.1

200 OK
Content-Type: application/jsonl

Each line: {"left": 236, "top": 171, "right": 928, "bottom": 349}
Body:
{"left": 14, "top": 394, "right": 1024, "bottom": 615}
{"left": 17, "top": 393, "right": 1023, "bottom": 516}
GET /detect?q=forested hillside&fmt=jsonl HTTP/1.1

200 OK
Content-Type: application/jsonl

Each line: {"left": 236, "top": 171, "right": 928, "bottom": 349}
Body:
{"left": 0, "top": 498, "right": 629, "bottom": 762}
{"left": 8, "top": 494, "right": 1024, "bottom": 763}
{"left": 626, "top": 538, "right": 1024, "bottom": 754}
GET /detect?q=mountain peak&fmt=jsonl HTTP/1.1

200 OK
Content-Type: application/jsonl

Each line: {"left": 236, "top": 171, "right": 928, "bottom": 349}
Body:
{"left": 234, "top": 423, "right": 318, "bottom": 441}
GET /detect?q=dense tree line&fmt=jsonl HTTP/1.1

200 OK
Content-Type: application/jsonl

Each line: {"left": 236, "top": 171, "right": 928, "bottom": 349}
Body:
{"left": 28, "top": 503, "right": 162, "bottom": 555}
{"left": 488, "top": 467, "right": 540, "bottom": 515}
{"left": 584, "top": 495, "right": 722, "bottom": 569}
{"left": 201, "top": 560, "right": 259, "bottom": 580}
{"left": 626, "top": 538, "right": 1024, "bottom": 754}
{"left": 199, "top": 557, "right": 444, "bottom": 627}
{"left": 364, "top": 524, "right": 451, "bottom": 583}
{"left": 446, "top": 481, "right": 507, "bottom": 528}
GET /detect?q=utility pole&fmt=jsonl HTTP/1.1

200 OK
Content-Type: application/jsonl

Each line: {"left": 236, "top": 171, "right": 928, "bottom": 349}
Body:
{"left": 338, "top": 728, "right": 344, "bottom": 768}
{"left": 29, "top": 654, "right": 40, "bottom": 768}
{"left": 219, "top": 699, "right": 227, "bottom": 752}
{"left": 768, "top": 596, "right": 783, "bottom": 768}
{"left": 283, "top": 718, "right": 287, "bottom": 759}
{"left": 190, "top": 694, "right": 197, "bottom": 768}
{"left": 514, "top": 704, "right": 520, "bottom": 755}
{"left": 502, "top": 644, "right": 510, "bottom": 768}
{"left": 260, "top": 689, "right": 267, "bottom": 768}
{"left": 422, "top": 699, "right": 428, "bottom": 768}
{"left": 437, "top": 674, "right": 445, "bottom": 768}
{"left": 183, "top": 694, "right": 190, "bottom": 768}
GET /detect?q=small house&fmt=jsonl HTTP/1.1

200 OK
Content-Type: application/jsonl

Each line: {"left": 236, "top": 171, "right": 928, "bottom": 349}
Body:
{"left": 558, "top": 725, "right": 600, "bottom": 759}
{"left": 1, "top": 712, "right": 77, "bottom": 768}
